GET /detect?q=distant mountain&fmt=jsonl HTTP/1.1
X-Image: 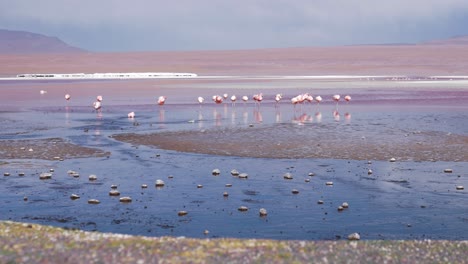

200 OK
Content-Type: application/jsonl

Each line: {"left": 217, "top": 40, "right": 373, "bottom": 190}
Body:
{"left": 421, "top": 35, "right": 468, "bottom": 45}
{"left": 0, "top": 29, "right": 85, "bottom": 54}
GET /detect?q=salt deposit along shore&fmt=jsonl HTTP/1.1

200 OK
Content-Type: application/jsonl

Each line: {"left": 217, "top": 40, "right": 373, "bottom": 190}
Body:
{"left": 0, "top": 72, "right": 198, "bottom": 80}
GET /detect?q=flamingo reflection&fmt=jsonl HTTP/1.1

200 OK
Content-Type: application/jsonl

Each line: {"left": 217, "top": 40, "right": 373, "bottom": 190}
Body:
{"left": 315, "top": 112, "right": 322, "bottom": 123}
{"left": 253, "top": 109, "right": 263, "bottom": 123}
{"left": 333, "top": 110, "right": 340, "bottom": 121}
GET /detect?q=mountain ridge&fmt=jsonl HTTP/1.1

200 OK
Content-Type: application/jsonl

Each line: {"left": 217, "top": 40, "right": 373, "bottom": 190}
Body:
{"left": 0, "top": 29, "right": 85, "bottom": 54}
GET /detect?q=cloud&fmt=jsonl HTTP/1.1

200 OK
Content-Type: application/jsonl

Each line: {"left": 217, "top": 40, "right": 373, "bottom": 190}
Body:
{"left": 1, "top": 0, "right": 468, "bottom": 51}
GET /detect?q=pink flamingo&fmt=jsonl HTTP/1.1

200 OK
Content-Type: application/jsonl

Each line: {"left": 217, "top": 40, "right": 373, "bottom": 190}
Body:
{"left": 344, "top": 95, "right": 351, "bottom": 103}
{"left": 253, "top": 93, "right": 263, "bottom": 107}
{"left": 305, "top": 94, "right": 314, "bottom": 104}
{"left": 332, "top": 94, "right": 340, "bottom": 108}
{"left": 158, "top": 96, "right": 166, "bottom": 106}
{"left": 212, "top": 95, "right": 223, "bottom": 104}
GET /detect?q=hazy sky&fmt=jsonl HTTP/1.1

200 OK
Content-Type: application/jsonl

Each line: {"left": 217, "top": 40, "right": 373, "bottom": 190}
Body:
{"left": 1, "top": 0, "right": 468, "bottom": 52}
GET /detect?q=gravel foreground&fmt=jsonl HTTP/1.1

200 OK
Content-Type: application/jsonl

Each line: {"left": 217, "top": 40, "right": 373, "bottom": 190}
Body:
{"left": 1, "top": 221, "right": 467, "bottom": 263}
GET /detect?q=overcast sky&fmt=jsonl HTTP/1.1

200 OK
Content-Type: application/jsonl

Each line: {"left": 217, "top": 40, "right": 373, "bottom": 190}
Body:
{"left": 1, "top": 0, "right": 468, "bottom": 52}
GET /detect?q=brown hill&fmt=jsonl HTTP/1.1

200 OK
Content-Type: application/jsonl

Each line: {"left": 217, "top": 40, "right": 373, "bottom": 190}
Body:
{"left": 0, "top": 29, "right": 84, "bottom": 54}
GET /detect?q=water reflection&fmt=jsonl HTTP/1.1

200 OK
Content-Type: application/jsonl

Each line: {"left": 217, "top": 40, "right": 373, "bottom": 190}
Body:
{"left": 253, "top": 109, "right": 263, "bottom": 123}
{"left": 315, "top": 112, "right": 322, "bottom": 123}
{"left": 243, "top": 111, "right": 249, "bottom": 125}
{"left": 213, "top": 108, "right": 222, "bottom": 126}
{"left": 275, "top": 109, "right": 282, "bottom": 123}
{"left": 333, "top": 110, "right": 340, "bottom": 121}
{"left": 231, "top": 110, "right": 237, "bottom": 125}
{"left": 65, "top": 106, "right": 71, "bottom": 127}
{"left": 345, "top": 112, "right": 352, "bottom": 123}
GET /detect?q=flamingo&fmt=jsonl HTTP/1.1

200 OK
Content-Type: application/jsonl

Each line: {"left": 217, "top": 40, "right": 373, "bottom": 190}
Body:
{"left": 315, "top": 95, "right": 322, "bottom": 104}
{"left": 230, "top": 95, "right": 237, "bottom": 107}
{"left": 333, "top": 94, "right": 340, "bottom": 104}
{"left": 65, "top": 94, "right": 71, "bottom": 101}
{"left": 253, "top": 93, "right": 263, "bottom": 107}
{"left": 197, "top": 96, "right": 204, "bottom": 109}
{"left": 158, "top": 96, "right": 166, "bottom": 105}
{"left": 344, "top": 95, "right": 351, "bottom": 103}
{"left": 223, "top": 93, "right": 229, "bottom": 100}
{"left": 128, "top": 112, "right": 135, "bottom": 118}
{"left": 242, "top": 95, "right": 248, "bottom": 106}
{"left": 291, "top": 94, "right": 302, "bottom": 111}
{"left": 212, "top": 95, "right": 223, "bottom": 104}
{"left": 275, "top": 94, "right": 282, "bottom": 107}
{"left": 93, "top": 101, "right": 102, "bottom": 113}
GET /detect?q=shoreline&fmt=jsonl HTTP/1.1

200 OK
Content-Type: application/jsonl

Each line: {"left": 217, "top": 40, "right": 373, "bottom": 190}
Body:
{"left": 1, "top": 220, "right": 467, "bottom": 263}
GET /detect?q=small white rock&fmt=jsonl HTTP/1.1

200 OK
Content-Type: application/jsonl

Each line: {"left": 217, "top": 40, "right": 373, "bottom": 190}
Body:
{"left": 368, "top": 169, "right": 373, "bottom": 175}
{"left": 444, "top": 169, "right": 453, "bottom": 173}
{"left": 223, "top": 191, "right": 229, "bottom": 197}
{"left": 238, "top": 173, "right": 248, "bottom": 179}
{"left": 141, "top": 184, "right": 148, "bottom": 188}
{"left": 155, "top": 179, "right": 165, "bottom": 187}
{"left": 88, "top": 174, "right": 97, "bottom": 181}
{"left": 348, "top": 232, "right": 361, "bottom": 240}
{"left": 119, "top": 196, "right": 132, "bottom": 203}
{"left": 326, "top": 181, "right": 334, "bottom": 186}
{"left": 238, "top": 206, "right": 248, "bottom": 211}
{"left": 88, "top": 199, "right": 100, "bottom": 204}
{"left": 342, "top": 202, "right": 349, "bottom": 208}
{"left": 212, "top": 169, "right": 221, "bottom": 175}
{"left": 456, "top": 185, "right": 464, "bottom": 190}
{"left": 283, "top": 173, "right": 293, "bottom": 180}
{"left": 230, "top": 169, "right": 240, "bottom": 176}
{"left": 178, "top": 210, "right": 188, "bottom": 216}
{"left": 259, "top": 208, "right": 268, "bottom": 216}
{"left": 109, "top": 190, "right": 121, "bottom": 196}
{"left": 3, "top": 172, "right": 10, "bottom": 176}
{"left": 308, "top": 172, "right": 315, "bottom": 176}
{"left": 291, "top": 189, "right": 299, "bottom": 194}
{"left": 70, "top": 194, "right": 80, "bottom": 200}
{"left": 389, "top": 158, "right": 396, "bottom": 162}
{"left": 305, "top": 178, "right": 310, "bottom": 182}
{"left": 197, "top": 184, "right": 203, "bottom": 188}
{"left": 39, "top": 173, "right": 52, "bottom": 180}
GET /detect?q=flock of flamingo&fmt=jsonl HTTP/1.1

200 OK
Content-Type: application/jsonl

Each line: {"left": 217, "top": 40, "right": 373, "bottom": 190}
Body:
{"left": 62, "top": 92, "right": 351, "bottom": 119}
